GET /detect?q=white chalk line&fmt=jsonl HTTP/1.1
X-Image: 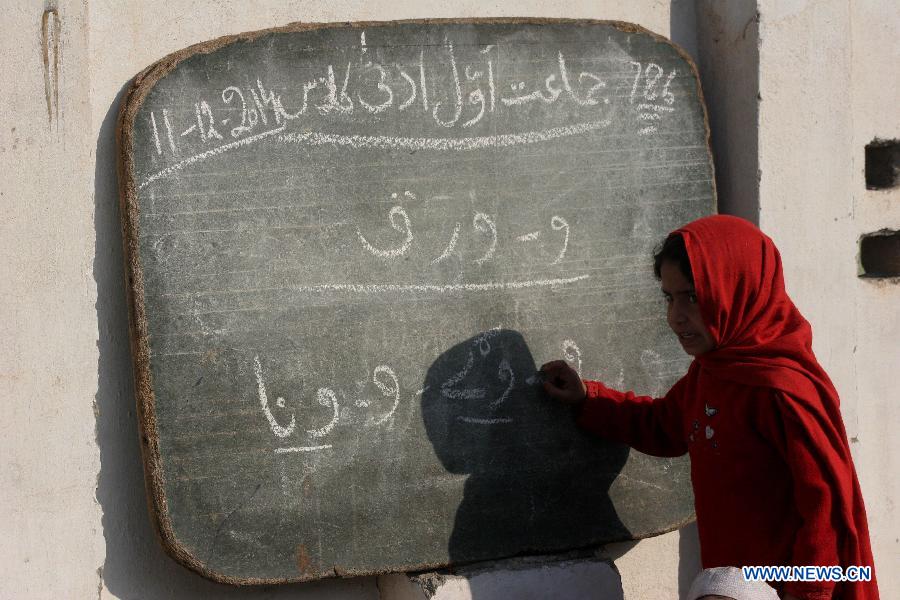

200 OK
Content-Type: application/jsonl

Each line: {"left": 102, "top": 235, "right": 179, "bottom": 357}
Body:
{"left": 637, "top": 103, "right": 675, "bottom": 113}
{"left": 138, "top": 125, "right": 287, "bottom": 189}
{"left": 166, "top": 274, "right": 590, "bottom": 300}
{"left": 457, "top": 416, "right": 514, "bottom": 425}
{"left": 138, "top": 120, "right": 611, "bottom": 189}
{"left": 277, "top": 119, "right": 611, "bottom": 152}
{"left": 274, "top": 445, "right": 333, "bottom": 454}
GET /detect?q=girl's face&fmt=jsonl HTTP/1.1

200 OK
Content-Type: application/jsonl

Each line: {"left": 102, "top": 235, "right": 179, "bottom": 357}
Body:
{"left": 660, "top": 260, "right": 716, "bottom": 356}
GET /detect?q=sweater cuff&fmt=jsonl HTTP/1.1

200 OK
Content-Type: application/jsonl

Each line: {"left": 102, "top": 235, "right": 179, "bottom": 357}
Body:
{"left": 583, "top": 379, "right": 619, "bottom": 400}
{"left": 575, "top": 380, "right": 622, "bottom": 436}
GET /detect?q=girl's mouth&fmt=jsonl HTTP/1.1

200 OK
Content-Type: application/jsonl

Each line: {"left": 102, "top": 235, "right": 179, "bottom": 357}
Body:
{"left": 678, "top": 332, "right": 697, "bottom": 342}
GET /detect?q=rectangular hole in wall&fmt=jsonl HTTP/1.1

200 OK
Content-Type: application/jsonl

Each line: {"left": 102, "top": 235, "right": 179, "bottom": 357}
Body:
{"left": 859, "top": 230, "right": 900, "bottom": 278}
{"left": 865, "top": 139, "right": 900, "bottom": 189}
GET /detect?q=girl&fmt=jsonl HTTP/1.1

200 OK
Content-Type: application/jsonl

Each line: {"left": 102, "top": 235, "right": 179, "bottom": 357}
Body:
{"left": 541, "top": 215, "right": 878, "bottom": 600}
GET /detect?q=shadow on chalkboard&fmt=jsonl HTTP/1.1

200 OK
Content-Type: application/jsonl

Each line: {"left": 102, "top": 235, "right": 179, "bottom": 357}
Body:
{"left": 421, "top": 330, "right": 631, "bottom": 575}
{"left": 93, "top": 84, "right": 378, "bottom": 599}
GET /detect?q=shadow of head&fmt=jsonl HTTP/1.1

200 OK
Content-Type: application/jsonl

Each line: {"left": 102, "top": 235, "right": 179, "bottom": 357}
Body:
{"left": 420, "top": 329, "right": 631, "bottom": 562}
{"left": 421, "top": 328, "right": 559, "bottom": 476}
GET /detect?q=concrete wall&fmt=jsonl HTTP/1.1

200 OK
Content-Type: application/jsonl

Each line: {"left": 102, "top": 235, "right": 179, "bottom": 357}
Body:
{"left": 1, "top": 4, "right": 104, "bottom": 600}
{"left": 850, "top": 0, "right": 900, "bottom": 597}
{"left": 850, "top": 2, "right": 900, "bottom": 595}
{"left": 1, "top": 1, "right": 896, "bottom": 598}
{"left": 693, "top": 0, "right": 760, "bottom": 222}
{"left": 756, "top": 2, "right": 900, "bottom": 595}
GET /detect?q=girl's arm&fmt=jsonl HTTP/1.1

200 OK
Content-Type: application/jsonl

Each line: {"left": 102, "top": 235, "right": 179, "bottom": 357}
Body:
{"left": 576, "top": 376, "right": 689, "bottom": 457}
{"left": 541, "top": 360, "right": 689, "bottom": 457}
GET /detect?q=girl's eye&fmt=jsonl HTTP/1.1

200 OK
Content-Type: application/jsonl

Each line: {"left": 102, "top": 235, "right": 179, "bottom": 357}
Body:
{"left": 688, "top": 293, "right": 698, "bottom": 304}
{"left": 663, "top": 295, "right": 673, "bottom": 304}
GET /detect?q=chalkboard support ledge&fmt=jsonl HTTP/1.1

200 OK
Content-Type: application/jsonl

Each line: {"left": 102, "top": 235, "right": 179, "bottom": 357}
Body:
{"left": 376, "top": 551, "right": 622, "bottom": 600}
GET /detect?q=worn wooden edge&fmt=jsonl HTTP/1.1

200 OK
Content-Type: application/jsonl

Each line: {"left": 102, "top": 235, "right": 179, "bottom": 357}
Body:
{"left": 115, "top": 16, "right": 712, "bottom": 586}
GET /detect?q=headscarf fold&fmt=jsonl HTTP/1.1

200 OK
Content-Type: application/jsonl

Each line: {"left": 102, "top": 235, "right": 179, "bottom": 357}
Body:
{"left": 674, "top": 215, "right": 877, "bottom": 600}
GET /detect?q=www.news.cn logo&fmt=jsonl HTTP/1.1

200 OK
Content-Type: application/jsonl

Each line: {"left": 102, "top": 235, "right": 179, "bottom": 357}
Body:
{"left": 742, "top": 566, "right": 873, "bottom": 583}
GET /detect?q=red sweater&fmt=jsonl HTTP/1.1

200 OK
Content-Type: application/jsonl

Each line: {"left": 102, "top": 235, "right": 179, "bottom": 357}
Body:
{"left": 576, "top": 216, "right": 878, "bottom": 600}
{"left": 578, "top": 368, "right": 842, "bottom": 599}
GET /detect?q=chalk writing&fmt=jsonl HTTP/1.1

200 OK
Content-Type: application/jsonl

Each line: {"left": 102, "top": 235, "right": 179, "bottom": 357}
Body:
{"left": 442, "top": 347, "right": 481, "bottom": 400}
{"left": 472, "top": 212, "right": 497, "bottom": 265}
{"left": 167, "top": 276, "right": 592, "bottom": 310}
{"left": 125, "top": 22, "right": 711, "bottom": 579}
{"left": 138, "top": 121, "right": 613, "bottom": 189}
{"left": 562, "top": 339, "right": 582, "bottom": 375}
{"left": 432, "top": 39, "right": 463, "bottom": 127}
{"left": 254, "top": 357, "right": 411, "bottom": 453}
{"left": 628, "top": 61, "right": 678, "bottom": 135}
{"left": 397, "top": 65, "right": 417, "bottom": 110}
{"left": 359, "top": 61, "right": 394, "bottom": 114}
{"left": 137, "top": 31, "right": 686, "bottom": 188}
{"left": 458, "top": 416, "right": 514, "bottom": 425}
{"left": 436, "top": 331, "right": 584, "bottom": 425}
{"left": 254, "top": 355, "right": 296, "bottom": 438}
{"left": 370, "top": 366, "right": 401, "bottom": 426}
{"left": 353, "top": 200, "right": 572, "bottom": 268}
{"left": 445, "top": 329, "right": 508, "bottom": 423}
{"left": 222, "top": 86, "right": 258, "bottom": 138}
{"left": 162, "top": 109, "right": 176, "bottom": 154}
{"left": 357, "top": 205, "right": 414, "bottom": 258}
{"left": 308, "top": 388, "right": 339, "bottom": 438}
{"left": 491, "top": 358, "right": 514, "bottom": 408}
{"left": 550, "top": 216, "right": 570, "bottom": 264}
{"left": 274, "top": 445, "right": 333, "bottom": 454}
{"left": 432, "top": 222, "right": 461, "bottom": 264}
{"left": 150, "top": 112, "right": 162, "bottom": 155}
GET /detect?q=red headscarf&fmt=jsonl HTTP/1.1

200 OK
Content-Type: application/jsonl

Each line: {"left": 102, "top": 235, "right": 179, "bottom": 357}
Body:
{"left": 674, "top": 215, "right": 877, "bottom": 599}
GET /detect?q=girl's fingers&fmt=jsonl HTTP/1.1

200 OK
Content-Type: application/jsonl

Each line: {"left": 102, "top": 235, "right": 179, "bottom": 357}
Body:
{"left": 540, "top": 360, "right": 571, "bottom": 377}
{"left": 540, "top": 360, "right": 585, "bottom": 403}
{"left": 539, "top": 361, "right": 558, "bottom": 375}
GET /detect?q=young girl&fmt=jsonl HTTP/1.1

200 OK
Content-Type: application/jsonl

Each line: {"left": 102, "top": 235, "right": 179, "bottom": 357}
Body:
{"left": 541, "top": 215, "right": 878, "bottom": 600}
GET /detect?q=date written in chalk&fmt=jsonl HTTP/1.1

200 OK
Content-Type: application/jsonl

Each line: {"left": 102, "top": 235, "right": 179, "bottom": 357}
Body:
{"left": 138, "top": 35, "right": 680, "bottom": 191}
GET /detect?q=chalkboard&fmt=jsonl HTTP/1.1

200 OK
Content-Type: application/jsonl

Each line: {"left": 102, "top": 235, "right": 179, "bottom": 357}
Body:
{"left": 117, "top": 19, "right": 715, "bottom": 584}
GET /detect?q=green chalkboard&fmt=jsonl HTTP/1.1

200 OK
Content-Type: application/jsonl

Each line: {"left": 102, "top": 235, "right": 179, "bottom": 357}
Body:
{"left": 117, "top": 19, "right": 713, "bottom": 584}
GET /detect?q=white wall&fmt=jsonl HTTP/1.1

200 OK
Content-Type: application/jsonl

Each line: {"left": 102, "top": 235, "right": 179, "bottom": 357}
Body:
{"left": 2, "top": 1, "right": 896, "bottom": 598}
{"left": 1, "top": 3, "right": 105, "bottom": 599}
{"left": 849, "top": 0, "right": 900, "bottom": 595}
{"left": 693, "top": 0, "right": 760, "bottom": 222}
{"left": 3, "top": 2, "right": 699, "bottom": 599}
{"left": 758, "top": 0, "right": 900, "bottom": 594}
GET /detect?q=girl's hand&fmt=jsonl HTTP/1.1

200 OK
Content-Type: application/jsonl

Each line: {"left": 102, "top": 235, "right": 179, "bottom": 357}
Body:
{"left": 540, "top": 360, "right": 587, "bottom": 406}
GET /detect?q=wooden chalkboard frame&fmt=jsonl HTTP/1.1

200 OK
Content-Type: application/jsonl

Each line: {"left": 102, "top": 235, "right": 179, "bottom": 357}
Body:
{"left": 117, "top": 17, "right": 713, "bottom": 585}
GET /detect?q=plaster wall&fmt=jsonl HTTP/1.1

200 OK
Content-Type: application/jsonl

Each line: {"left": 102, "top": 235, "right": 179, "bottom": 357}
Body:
{"left": 849, "top": 1, "right": 900, "bottom": 595}
{"left": 758, "top": 0, "right": 899, "bottom": 594}
{"left": 0, "top": 3, "right": 105, "bottom": 599}
{"left": 3, "top": 1, "right": 700, "bottom": 599}
{"left": 693, "top": 0, "right": 760, "bottom": 222}
{"left": 757, "top": 0, "right": 858, "bottom": 434}
{"left": 3, "top": 0, "right": 896, "bottom": 598}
